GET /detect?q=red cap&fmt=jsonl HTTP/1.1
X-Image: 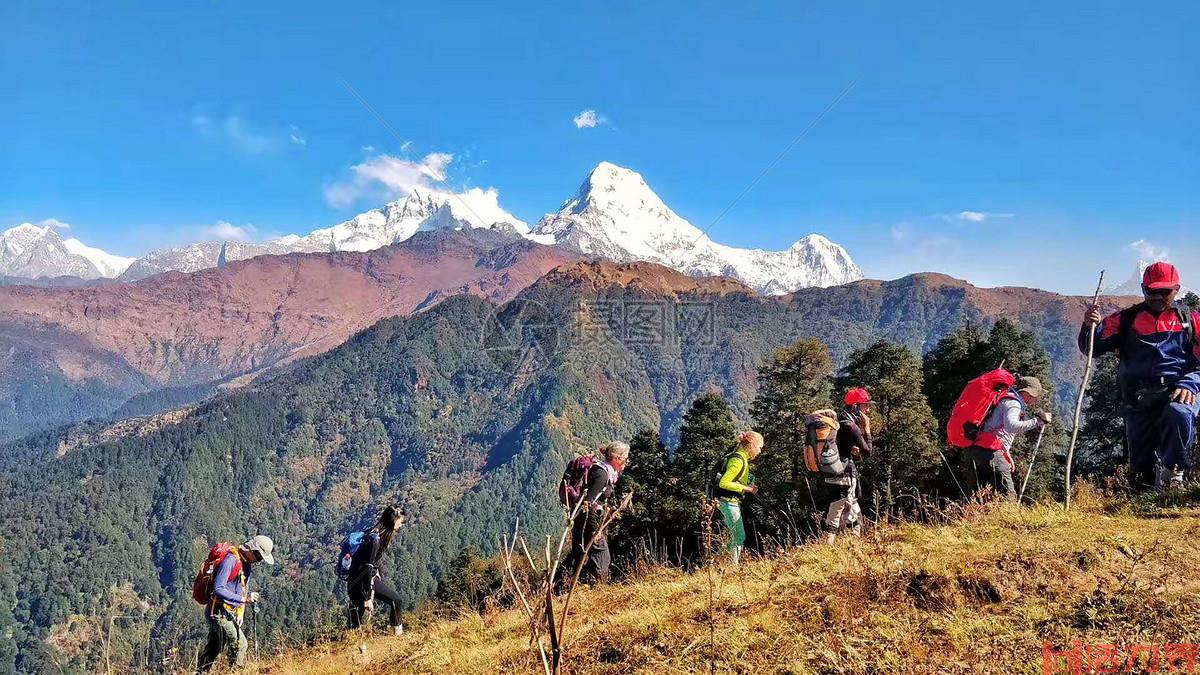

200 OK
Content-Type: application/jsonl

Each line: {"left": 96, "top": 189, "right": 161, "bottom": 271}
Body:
{"left": 844, "top": 387, "right": 870, "bottom": 406}
{"left": 1142, "top": 261, "right": 1181, "bottom": 290}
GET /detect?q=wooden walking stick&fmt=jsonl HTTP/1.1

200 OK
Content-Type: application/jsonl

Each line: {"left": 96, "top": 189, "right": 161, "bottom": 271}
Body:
{"left": 1064, "top": 270, "right": 1105, "bottom": 510}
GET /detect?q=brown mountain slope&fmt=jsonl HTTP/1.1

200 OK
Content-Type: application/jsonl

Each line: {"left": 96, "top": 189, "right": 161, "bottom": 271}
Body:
{"left": 0, "top": 229, "right": 578, "bottom": 438}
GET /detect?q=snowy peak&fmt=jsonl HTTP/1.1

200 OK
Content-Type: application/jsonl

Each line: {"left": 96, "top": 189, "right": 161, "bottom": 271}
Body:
{"left": 286, "top": 187, "right": 529, "bottom": 254}
{"left": 0, "top": 222, "right": 132, "bottom": 279}
{"left": 62, "top": 237, "right": 134, "bottom": 277}
{"left": 7, "top": 162, "right": 863, "bottom": 294}
{"left": 569, "top": 162, "right": 676, "bottom": 220}
{"left": 532, "top": 162, "right": 862, "bottom": 294}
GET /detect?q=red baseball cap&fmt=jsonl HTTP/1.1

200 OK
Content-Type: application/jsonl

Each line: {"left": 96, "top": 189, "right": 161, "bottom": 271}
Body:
{"left": 1142, "top": 261, "right": 1181, "bottom": 290}
{"left": 844, "top": 387, "right": 871, "bottom": 406}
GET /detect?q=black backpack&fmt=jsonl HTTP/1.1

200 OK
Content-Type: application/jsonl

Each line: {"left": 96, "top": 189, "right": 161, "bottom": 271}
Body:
{"left": 706, "top": 451, "right": 743, "bottom": 500}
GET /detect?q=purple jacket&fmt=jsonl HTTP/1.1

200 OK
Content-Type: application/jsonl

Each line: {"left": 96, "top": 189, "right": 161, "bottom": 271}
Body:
{"left": 208, "top": 552, "right": 251, "bottom": 619}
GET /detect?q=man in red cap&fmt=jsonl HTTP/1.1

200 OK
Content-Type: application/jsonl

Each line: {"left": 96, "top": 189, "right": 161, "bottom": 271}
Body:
{"left": 1082, "top": 261, "right": 1200, "bottom": 491}
{"left": 821, "top": 387, "right": 873, "bottom": 543}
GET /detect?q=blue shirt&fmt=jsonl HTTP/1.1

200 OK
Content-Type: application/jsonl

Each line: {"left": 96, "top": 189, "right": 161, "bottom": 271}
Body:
{"left": 208, "top": 551, "right": 250, "bottom": 619}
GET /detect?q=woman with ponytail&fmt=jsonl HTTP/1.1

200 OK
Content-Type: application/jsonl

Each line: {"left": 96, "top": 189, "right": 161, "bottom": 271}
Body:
{"left": 714, "top": 431, "right": 764, "bottom": 565}
{"left": 346, "top": 505, "right": 407, "bottom": 635}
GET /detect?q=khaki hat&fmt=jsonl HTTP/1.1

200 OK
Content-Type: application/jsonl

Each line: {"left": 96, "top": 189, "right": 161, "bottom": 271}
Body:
{"left": 1016, "top": 376, "right": 1044, "bottom": 399}
{"left": 243, "top": 535, "right": 275, "bottom": 565}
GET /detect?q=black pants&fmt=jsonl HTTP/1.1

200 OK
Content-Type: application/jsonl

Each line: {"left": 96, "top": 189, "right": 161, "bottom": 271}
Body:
{"left": 563, "top": 510, "right": 610, "bottom": 585}
{"left": 964, "top": 446, "right": 1017, "bottom": 501}
{"left": 347, "top": 576, "right": 403, "bottom": 628}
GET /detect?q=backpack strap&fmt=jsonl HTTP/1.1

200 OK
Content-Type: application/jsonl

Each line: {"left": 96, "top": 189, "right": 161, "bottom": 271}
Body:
{"left": 1174, "top": 301, "right": 1196, "bottom": 346}
{"left": 1115, "top": 303, "right": 1144, "bottom": 352}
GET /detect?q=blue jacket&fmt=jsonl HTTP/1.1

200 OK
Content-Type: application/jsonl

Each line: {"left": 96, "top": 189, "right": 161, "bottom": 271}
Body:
{"left": 1079, "top": 303, "right": 1200, "bottom": 395}
{"left": 209, "top": 551, "right": 251, "bottom": 619}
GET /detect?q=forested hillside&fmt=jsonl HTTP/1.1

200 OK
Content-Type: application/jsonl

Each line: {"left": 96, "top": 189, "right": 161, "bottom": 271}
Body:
{"left": 0, "top": 228, "right": 575, "bottom": 440}
{"left": 0, "top": 262, "right": 1115, "bottom": 673}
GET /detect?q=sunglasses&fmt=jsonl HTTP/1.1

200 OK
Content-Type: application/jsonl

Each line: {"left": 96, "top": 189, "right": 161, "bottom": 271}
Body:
{"left": 1144, "top": 287, "right": 1177, "bottom": 298}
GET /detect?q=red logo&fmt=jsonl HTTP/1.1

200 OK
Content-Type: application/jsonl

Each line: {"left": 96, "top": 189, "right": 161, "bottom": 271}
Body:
{"left": 1043, "top": 641, "right": 1199, "bottom": 673}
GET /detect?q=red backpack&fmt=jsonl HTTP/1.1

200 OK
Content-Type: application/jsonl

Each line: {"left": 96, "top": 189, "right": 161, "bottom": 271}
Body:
{"left": 192, "top": 542, "right": 242, "bottom": 606}
{"left": 947, "top": 368, "right": 1017, "bottom": 450}
{"left": 558, "top": 455, "right": 597, "bottom": 509}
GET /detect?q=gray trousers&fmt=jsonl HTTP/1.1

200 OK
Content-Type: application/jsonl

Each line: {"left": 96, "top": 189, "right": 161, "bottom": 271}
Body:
{"left": 822, "top": 474, "right": 861, "bottom": 534}
{"left": 197, "top": 613, "right": 246, "bottom": 672}
{"left": 964, "top": 446, "right": 1017, "bottom": 501}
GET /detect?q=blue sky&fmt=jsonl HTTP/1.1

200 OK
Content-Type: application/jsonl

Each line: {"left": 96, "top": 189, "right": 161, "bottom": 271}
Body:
{"left": 3, "top": 1, "right": 1197, "bottom": 293}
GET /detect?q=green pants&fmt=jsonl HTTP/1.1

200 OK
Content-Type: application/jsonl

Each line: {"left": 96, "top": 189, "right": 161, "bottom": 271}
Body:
{"left": 718, "top": 499, "right": 746, "bottom": 564}
{"left": 197, "top": 613, "right": 246, "bottom": 672}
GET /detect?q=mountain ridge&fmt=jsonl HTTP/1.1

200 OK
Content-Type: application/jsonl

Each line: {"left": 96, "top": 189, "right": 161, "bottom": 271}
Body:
{"left": 0, "top": 228, "right": 579, "bottom": 439}
{"left": 4, "top": 162, "right": 861, "bottom": 294}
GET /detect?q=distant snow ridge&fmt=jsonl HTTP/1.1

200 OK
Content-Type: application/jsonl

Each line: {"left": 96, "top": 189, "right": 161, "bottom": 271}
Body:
{"left": 0, "top": 223, "right": 133, "bottom": 279}
{"left": 288, "top": 186, "right": 531, "bottom": 253}
{"left": 118, "top": 187, "right": 532, "bottom": 280}
{"left": 7, "top": 162, "right": 863, "bottom": 293}
{"left": 530, "top": 162, "right": 862, "bottom": 293}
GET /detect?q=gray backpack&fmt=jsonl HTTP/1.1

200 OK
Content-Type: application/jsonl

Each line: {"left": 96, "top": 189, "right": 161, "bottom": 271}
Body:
{"left": 803, "top": 410, "right": 844, "bottom": 477}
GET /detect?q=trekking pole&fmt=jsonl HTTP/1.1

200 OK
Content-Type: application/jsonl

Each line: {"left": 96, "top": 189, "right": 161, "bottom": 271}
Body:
{"left": 252, "top": 603, "right": 259, "bottom": 662}
{"left": 1018, "top": 424, "right": 1047, "bottom": 503}
{"left": 937, "top": 447, "right": 966, "bottom": 499}
{"left": 1064, "top": 271, "right": 1106, "bottom": 511}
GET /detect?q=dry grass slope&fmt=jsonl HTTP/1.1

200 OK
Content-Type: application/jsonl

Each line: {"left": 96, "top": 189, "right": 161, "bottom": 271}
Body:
{"left": 248, "top": 491, "right": 1200, "bottom": 674}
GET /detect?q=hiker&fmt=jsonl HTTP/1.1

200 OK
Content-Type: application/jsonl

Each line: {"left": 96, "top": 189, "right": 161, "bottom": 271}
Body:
{"left": 820, "top": 389, "right": 873, "bottom": 543}
{"left": 1082, "top": 261, "right": 1200, "bottom": 491}
{"left": 196, "top": 535, "right": 275, "bottom": 673}
{"left": 345, "top": 505, "right": 407, "bottom": 636}
{"left": 964, "top": 376, "right": 1051, "bottom": 501}
{"left": 713, "top": 431, "right": 764, "bottom": 564}
{"left": 561, "top": 441, "right": 629, "bottom": 587}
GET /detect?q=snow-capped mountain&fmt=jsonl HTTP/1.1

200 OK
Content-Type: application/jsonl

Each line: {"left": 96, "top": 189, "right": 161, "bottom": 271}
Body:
{"left": 8, "top": 162, "right": 861, "bottom": 294}
{"left": 287, "top": 186, "right": 530, "bottom": 252}
{"left": 118, "top": 186, "right": 533, "bottom": 280}
{"left": 62, "top": 236, "right": 136, "bottom": 277}
{"left": 0, "top": 223, "right": 133, "bottom": 279}
{"left": 119, "top": 240, "right": 296, "bottom": 281}
{"left": 531, "top": 162, "right": 862, "bottom": 293}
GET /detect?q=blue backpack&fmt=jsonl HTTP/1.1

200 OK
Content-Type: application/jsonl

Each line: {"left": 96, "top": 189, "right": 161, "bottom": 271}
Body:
{"left": 336, "top": 531, "right": 371, "bottom": 581}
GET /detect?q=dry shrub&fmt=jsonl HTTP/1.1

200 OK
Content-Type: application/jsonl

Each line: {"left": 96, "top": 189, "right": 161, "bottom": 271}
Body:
{"left": 905, "top": 570, "right": 962, "bottom": 612}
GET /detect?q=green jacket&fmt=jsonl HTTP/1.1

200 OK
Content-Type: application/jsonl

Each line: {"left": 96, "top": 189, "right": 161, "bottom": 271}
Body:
{"left": 717, "top": 448, "right": 752, "bottom": 500}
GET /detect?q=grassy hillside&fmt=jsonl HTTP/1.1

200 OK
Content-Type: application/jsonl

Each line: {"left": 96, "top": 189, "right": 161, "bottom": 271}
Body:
{"left": 248, "top": 491, "right": 1200, "bottom": 674}
{"left": 0, "top": 264, "right": 1131, "bottom": 673}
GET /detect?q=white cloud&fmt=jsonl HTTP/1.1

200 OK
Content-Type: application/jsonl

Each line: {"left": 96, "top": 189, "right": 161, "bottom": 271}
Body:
{"left": 362, "top": 145, "right": 376, "bottom": 153}
{"left": 940, "top": 210, "right": 1015, "bottom": 223}
{"left": 1129, "top": 238, "right": 1169, "bottom": 262}
{"left": 38, "top": 218, "right": 71, "bottom": 230}
{"left": 573, "top": 109, "right": 607, "bottom": 129}
{"left": 204, "top": 221, "right": 258, "bottom": 242}
{"left": 324, "top": 152, "right": 455, "bottom": 207}
{"left": 193, "top": 113, "right": 304, "bottom": 154}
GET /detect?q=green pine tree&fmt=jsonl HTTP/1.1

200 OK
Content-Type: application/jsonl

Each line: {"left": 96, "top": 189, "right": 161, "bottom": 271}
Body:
{"left": 748, "top": 339, "right": 833, "bottom": 497}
